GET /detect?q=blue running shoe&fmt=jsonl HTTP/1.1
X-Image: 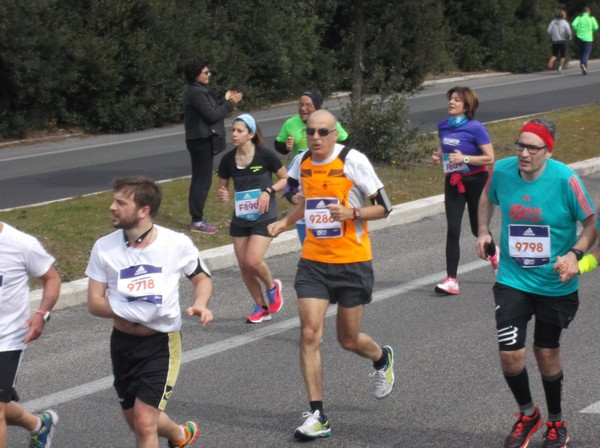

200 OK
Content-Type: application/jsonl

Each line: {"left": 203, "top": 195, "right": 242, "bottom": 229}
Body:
{"left": 29, "top": 410, "right": 58, "bottom": 448}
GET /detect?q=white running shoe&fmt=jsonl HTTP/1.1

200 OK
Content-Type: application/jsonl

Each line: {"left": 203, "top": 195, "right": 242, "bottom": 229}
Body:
{"left": 370, "top": 346, "right": 395, "bottom": 399}
{"left": 293, "top": 410, "right": 331, "bottom": 439}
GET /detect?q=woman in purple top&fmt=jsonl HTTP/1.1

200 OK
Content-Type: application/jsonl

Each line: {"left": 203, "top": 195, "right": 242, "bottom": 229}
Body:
{"left": 431, "top": 86, "right": 497, "bottom": 295}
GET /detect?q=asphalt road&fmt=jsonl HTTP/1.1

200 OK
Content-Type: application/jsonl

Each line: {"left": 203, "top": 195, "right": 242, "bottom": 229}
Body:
{"left": 1, "top": 62, "right": 599, "bottom": 209}
{"left": 10, "top": 170, "right": 600, "bottom": 447}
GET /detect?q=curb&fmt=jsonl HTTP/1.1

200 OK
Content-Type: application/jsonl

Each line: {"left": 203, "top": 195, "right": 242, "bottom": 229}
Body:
{"left": 30, "top": 156, "right": 600, "bottom": 311}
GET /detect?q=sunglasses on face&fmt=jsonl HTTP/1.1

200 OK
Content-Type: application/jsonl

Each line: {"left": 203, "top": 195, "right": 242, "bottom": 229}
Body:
{"left": 514, "top": 141, "right": 547, "bottom": 155}
{"left": 306, "top": 127, "right": 337, "bottom": 137}
{"left": 201, "top": 69, "right": 211, "bottom": 75}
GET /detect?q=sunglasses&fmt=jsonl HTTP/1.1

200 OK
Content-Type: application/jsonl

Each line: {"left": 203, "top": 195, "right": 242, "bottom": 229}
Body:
{"left": 201, "top": 69, "right": 211, "bottom": 75}
{"left": 306, "top": 127, "right": 338, "bottom": 137}
{"left": 514, "top": 141, "right": 547, "bottom": 155}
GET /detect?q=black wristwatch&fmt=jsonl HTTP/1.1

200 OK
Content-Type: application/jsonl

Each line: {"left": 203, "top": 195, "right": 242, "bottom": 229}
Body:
{"left": 262, "top": 186, "right": 276, "bottom": 197}
{"left": 569, "top": 248, "right": 584, "bottom": 260}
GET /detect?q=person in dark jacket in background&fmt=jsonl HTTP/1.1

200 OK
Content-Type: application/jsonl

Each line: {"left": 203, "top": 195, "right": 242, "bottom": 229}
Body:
{"left": 182, "top": 58, "right": 243, "bottom": 234}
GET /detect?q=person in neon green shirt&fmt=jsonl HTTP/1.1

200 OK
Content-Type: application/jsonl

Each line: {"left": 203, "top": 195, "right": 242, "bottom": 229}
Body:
{"left": 571, "top": 7, "right": 599, "bottom": 74}
{"left": 274, "top": 90, "right": 348, "bottom": 157}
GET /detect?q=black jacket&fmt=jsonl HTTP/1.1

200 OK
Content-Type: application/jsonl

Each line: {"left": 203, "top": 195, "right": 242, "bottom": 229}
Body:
{"left": 183, "top": 82, "right": 234, "bottom": 140}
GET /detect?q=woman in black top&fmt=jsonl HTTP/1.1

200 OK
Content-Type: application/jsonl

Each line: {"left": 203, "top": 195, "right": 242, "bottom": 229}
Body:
{"left": 182, "top": 57, "right": 242, "bottom": 234}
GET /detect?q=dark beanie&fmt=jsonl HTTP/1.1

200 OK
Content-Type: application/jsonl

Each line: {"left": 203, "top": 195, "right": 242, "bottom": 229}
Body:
{"left": 301, "top": 90, "right": 323, "bottom": 110}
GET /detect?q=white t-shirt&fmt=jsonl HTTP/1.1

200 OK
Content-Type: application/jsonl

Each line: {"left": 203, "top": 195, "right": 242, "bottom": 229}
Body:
{"left": 86, "top": 225, "right": 207, "bottom": 333}
{"left": 0, "top": 223, "right": 55, "bottom": 351}
{"left": 287, "top": 143, "right": 384, "bottom": 208}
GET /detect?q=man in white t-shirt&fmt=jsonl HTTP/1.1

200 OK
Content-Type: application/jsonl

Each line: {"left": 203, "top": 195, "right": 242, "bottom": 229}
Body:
{"left": 0, "top": 222, "right": 61, "bottom": 448}
{"left": 86, "top": 176, "right": 213, "bottom": 448}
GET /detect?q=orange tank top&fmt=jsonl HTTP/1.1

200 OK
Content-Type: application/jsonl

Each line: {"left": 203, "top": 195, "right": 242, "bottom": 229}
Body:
{"left": 300, "top": 147, "right": 372, "bottom": 264}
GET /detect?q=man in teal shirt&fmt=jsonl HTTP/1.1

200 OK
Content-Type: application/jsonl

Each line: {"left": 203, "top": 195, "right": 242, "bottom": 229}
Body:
{"left": 572, "top": 6, "right": 599, "bottom": 74}
{"left": 477, "top": 118, "right": 596, "bottom": 448}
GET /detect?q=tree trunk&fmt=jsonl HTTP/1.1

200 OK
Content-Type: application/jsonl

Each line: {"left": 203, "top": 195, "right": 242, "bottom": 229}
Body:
{"left": 350, "top": 0, "right": 365, "bottom": 122}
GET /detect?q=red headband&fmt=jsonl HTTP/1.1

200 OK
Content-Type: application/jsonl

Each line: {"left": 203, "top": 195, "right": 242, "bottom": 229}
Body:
{"left": 519, "top": 122, "right": 554, "bottom": 152}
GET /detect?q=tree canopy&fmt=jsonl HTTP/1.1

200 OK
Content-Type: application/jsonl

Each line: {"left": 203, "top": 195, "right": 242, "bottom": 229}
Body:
{"left": 0, "top": 0, "right": 597, "bottom": 138}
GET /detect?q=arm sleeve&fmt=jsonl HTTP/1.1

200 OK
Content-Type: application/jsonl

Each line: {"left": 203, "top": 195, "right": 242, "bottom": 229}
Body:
{"left": 274, "top": 139, "right": 289, "bottom": 155}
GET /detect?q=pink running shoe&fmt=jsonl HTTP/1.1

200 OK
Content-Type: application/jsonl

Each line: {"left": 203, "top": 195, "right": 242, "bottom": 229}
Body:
{"left": 434, "top": 276, "right": 459, "bottom": 295}
{"left": 247, "top": 304, "right": 271, "bottom": 324}
{"left": 267, "top": 279, "right": 283, "bottom": 313}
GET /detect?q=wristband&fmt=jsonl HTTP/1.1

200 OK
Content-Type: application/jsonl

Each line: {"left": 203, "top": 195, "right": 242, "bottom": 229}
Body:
{"left": 262, "top": 187, "right": 276, "bottom": 197}
{"left": 579, "top": 253, "right": 598, "bottom": 275}
{"left": 35, "top": 309, "right": 51, "bottom": 323}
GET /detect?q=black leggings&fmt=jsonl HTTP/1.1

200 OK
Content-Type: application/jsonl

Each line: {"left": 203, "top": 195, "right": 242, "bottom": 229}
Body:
{"left": 186, "top": 137, "right": 213, "bottom": 222}
{"left": 444, "top": 171, "right": 489, "bottom": 277}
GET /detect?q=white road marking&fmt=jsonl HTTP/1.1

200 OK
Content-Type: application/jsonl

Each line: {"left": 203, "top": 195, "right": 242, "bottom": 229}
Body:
{"left": 22, "top": 261, "right": 486, "bottom": 411}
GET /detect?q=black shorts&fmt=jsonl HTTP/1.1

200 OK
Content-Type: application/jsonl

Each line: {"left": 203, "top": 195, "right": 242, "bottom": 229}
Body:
{"left": 230, "top": 218, "right": 276, "bottom": 238}
{"left": 294, "top": 258, "right": 374, "bottom": 308}
{"left": 110, "top": 328, "right": 182, "bottom": 411}
{"left": 0, "top": 350, "right": 23, "bottom": 403}
{"left": 552, "top": 42, "right": 567, "bottom": 59}
{"left": 493, "top": 283, "right": 579, "bottom": 329}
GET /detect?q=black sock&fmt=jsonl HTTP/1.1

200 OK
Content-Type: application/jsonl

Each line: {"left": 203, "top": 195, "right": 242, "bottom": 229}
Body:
{"left": 504, "top": 368, "right": 533, "bottom": 408}
{"left": 373, "top": 347, "right": 388, "bottom": 370}
{"left": 542, "top": 371, "right": 563, "bottom": 419}
{"left": 309, "top": 401, "right": 324, "bottom": 416}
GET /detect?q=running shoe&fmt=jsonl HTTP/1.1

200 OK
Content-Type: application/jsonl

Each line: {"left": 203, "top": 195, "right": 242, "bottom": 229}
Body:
{"left": 168, "top": 421, "right": 199, "bottom": 448}
{"left": 369, "top": 345, "right": 395, "bottom": 399}
{"left": 542, "top": 421, "right": 569, "bottom": 448}
{"left": 504, "top": 406, "right": 542, "bottom": 448}
{"left": 246, "top": 304, "right": 271, "bottom": 323}
{"left": 294, "top": 410, "right": 331, "bottom": 439}
{"left": 29, "top": 410, "right": 59, "bottom": 448}
{"left": 190, "top": 220, "right": 217, "bottom": 234}
{"left": 489, "top": 245, "right": 500, "bottom": 276}
{"left": 434, "top": 276, "right": 459, "bottom": 295}
{"left": 581, "top": 63, "right": 587, "bottom": 75}
{"left": 266, "top": 279, "right": 283, "bottom": 313}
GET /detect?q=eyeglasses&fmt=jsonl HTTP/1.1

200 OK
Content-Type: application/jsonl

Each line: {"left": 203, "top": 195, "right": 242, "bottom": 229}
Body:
{"left": 306, "top": 128, "right": 338, "bottom": 137}
{"left": 201, "top": 69, "right": 211, "bottom": 75}
{"left": 514, "top": 141, "right": 547, "bottom": 155}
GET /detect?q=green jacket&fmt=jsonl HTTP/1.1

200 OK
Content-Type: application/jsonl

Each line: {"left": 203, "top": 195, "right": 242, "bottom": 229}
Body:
{"left": 572, "top": 12, "right": 599, "bottom": 42}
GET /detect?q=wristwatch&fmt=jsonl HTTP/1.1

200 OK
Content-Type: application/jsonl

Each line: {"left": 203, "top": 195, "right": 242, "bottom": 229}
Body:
{"left": 35, "top": 309, "right": 51, "bottom": 323}
{"left": 352, "top": 208, "right": 361, "bottom": 221}
{"left": 463, "top": 156, "right": 470, "bottom": 164}
{"left": 569, "top": 248, "right": 584, "bottom": 260}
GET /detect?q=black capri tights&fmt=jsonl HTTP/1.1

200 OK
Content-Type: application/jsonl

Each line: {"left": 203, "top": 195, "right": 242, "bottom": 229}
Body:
{"left": 444, "top": 171, "right": 489, "bottom": 277}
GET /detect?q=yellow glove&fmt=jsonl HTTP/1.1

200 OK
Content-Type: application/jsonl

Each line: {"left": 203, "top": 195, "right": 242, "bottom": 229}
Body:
{"left": 578, "top": 253, "right": 598, "bottom": 275}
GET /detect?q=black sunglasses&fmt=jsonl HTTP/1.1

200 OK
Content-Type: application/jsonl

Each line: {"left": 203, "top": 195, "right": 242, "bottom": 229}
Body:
{"left": 514, "top": 141, "right": 547, "bottom": 155}
{"left": 306, "top": 127, "right": 338, "bottom": 137}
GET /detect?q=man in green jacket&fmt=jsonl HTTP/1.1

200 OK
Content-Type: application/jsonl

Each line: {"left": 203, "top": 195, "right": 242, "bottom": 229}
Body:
{"left": 572, "top": 7, "right": 599, "bottom": 75}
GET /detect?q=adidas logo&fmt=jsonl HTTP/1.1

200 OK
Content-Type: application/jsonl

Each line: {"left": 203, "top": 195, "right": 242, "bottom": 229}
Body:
{"left": 243, "top": 193, "right": 252, "bottom": 200}
{"left": 523, "top": 228, "right": 536, "bottom": 236}
{"left": 522, "top": 195, "right": 531, "bottom": 202}
{"left": 134, "top": 266, "right": 147, "bottom": 276}
{"left": 315, "top": 200, "right": 327, "bottom": 209}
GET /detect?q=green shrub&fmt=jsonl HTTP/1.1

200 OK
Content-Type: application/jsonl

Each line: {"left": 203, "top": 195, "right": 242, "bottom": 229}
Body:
{"left": 342, "top": 94, "right": 430, "bottom": 167}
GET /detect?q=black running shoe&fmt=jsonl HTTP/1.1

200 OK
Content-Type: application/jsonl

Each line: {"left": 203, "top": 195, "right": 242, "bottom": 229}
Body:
{"left": 504, "top": 406, "right": 542, "bottom": 448}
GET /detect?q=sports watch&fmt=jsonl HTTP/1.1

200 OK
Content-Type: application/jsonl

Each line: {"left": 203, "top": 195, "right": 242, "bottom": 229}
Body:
{"left": 569, "top": 248, "right": 584, "bottom": 261}
{"left": 463, "top": 156, "right": 470, "bottom": 164}
{"left": 352, "top": 208, "right": 361, "bottom": 221}
{"left": 35, "top": 309, "right": 51, "bottom": 323}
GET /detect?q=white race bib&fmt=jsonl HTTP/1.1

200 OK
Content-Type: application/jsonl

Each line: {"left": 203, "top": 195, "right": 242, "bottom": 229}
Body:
{"left": 508, "top": 225, "right": 551, "bottom": 268}
{"left": 305, "top": 197, "right": 342, "bottom": 238}
{"left": 442, "top": 153, "right": 469, "bottom": 174}
{"left": 117, "top": 264, "right": 164, "bottom": 305}
{"left": 234, "top": 189, "right": 262, "bottom": 221}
